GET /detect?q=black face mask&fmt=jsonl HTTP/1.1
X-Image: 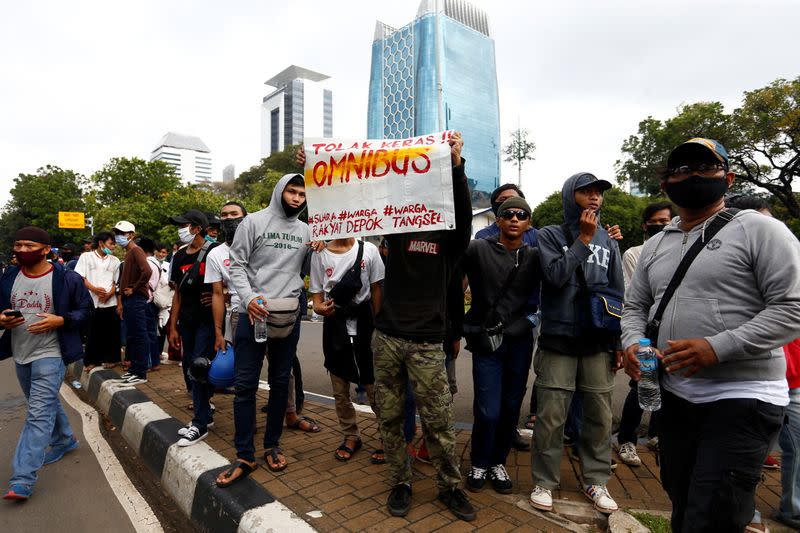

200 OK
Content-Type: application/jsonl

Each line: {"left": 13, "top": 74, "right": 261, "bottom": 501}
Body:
{"left": 664, "top": 175, "right": 728, "bottom": 210}
{"left": 221, "top": 217, "right": 244, "bottom": 245}
{"left": 645, "top": 224, "right": 667, "bottom": 238}
{"left": 281, "top": 197, "right": 306, "bottom": 217}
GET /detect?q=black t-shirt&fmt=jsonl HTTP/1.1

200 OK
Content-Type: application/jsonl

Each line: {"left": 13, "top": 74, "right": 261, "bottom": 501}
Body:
{"left": 170, "top": 245, "right": 215, "bottom": 327}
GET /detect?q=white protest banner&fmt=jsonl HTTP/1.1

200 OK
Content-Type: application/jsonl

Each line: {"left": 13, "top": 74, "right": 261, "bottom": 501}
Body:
{"left": 303, "top": 131, "right": 455, "bottom": 240}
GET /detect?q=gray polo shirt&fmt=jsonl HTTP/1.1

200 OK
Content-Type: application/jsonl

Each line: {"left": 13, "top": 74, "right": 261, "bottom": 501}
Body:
{"left": 10, "top": 269, "right": 61, "bottom": 364}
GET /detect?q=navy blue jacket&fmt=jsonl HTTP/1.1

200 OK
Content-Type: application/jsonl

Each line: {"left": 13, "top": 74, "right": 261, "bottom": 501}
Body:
{"left": 0, "top": 263, "right": 92, "bottom": 364}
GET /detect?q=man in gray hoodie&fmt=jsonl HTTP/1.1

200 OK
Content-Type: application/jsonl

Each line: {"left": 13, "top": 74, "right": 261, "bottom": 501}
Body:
{"left": 621, "top": 138, "right": 800, "bottom": 532}
{"left": 530, "top": 173, "right": 624, "bottom": 515}
{"left": 217, "top": 174, "right": 311, "bottom": 483}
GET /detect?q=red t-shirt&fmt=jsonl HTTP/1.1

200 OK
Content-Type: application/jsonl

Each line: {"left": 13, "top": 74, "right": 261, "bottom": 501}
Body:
{"left": 785, "top": 338, "right": 800, "bottom": 389}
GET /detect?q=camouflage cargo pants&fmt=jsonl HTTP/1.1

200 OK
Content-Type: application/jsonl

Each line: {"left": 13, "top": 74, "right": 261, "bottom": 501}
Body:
{"left": 372, "top": 330, "right": 461, "bottom": 489}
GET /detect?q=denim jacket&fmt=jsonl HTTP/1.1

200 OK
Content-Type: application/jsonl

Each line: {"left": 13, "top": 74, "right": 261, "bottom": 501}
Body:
{"left": 0, "top": 262, "right": 92, "bottom": 364}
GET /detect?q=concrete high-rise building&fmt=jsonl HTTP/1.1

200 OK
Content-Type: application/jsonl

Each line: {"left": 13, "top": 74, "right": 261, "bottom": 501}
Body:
{"left": 150, "top": 132, "right": 212, "bottom": 185}
{"left": 368, "top": 0, "right": 500, "bottom": 205}
{"left": 260, "top": 65, "right": 333, "bottom": 158}
{"left": 222, "top": 164, "right": 235, "bottom": 184}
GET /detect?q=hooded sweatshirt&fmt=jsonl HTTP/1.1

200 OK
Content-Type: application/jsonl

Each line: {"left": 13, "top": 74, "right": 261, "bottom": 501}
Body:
{"left": 537, "top": 173, "right": 624, "bottom": 354}
{"left": 229, "top": 174, "right": 311, "bottom": 310}
{"left": 621, "top": 209, "right": 800, "bottom": 384}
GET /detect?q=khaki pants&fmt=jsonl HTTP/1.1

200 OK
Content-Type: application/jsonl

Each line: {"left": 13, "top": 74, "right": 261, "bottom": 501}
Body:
{"left": 330, "top": 374, "right": 376, "bottom": 438}
{"left": 531, "top": 347, "right": 614, "bottom": 488}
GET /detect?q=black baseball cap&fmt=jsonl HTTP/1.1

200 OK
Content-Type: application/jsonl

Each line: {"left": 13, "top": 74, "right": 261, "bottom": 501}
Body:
{"left": 169, "top": 209, "right": 208, "bottom": 228}
{"left": 574, "top": 173, "right": 612, "bottom": 192}
{"left": 205, "top": 212, "right": 221, "bottom": 228}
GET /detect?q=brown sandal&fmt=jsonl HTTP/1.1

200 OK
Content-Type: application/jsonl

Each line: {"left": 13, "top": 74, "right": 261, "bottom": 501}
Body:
{"left": 216, "top": 460, "right": 257, "bottom": 488}
{"left": 286, "top": 416, "right": 321, "bottom": 433}
{"left": 264, "top": 448, "right": 287, "bottom": 472}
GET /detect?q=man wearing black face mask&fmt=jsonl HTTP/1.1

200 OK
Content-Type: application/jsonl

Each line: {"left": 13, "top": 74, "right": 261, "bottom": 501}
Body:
{"left": 621, "top": 202, "right": 674, "bottom": 288}
{"left": 208, "top": 201, "right": 247, "bottom": 353}
{"left": 622, "top": 138, "right": 800, "bottom": 532}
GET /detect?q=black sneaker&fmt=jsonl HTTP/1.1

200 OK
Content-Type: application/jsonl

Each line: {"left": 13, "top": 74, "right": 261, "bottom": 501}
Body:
{"left": 387, "top": 483, "right": 412, "bottom": 517}
{"left": 176, "top": 425, "right": 207, "bottom": 447}
{"left": 438, "top": 488, "right": 476, "bottom": 521}
{"left": 466, "top": 466, "right": 487, "bottom": 492}
{"left": 489, "top": 464, "right": 513, "bottom": 494}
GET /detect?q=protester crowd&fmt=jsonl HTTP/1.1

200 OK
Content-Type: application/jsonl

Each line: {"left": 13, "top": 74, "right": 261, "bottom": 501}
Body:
{"left": 2, "top": 134, "right": 800, "bottom": 532}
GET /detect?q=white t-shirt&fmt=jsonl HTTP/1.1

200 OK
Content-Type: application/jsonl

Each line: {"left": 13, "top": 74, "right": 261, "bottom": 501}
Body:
{"left": 663, "top": 373, "right": 789, "bottom": 406}
{"left": 309, "top": 241, "right": 385, "bottom": 335}
{"left": 205, "top": 243, "right": 240, "bottom": 311}
{"left": 74, "top": 250, "right": 121, "bottom": 308}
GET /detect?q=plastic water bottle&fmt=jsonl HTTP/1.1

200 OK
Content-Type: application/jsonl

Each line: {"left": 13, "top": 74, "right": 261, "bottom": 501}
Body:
{"left": 254, "top": 299, "right": 268, "bottom": 343}
{"left": 637, "top": 338, "right": 661, "bottom": 411}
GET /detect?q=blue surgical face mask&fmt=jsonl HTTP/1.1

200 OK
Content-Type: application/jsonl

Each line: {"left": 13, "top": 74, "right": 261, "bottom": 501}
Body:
{"left": 204, "top": 234, "right": 217, "bottom": 243}
{"left": 101, "top": 247, "right": 113, "bottom": 255}
{"left": 114, "top": 235, "right": 129, "bottom": 247}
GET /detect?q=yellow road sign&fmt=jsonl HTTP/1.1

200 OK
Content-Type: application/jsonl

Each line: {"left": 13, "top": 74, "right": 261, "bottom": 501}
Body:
{"left": 58, "top": 211, "right": 86, "bottom": 229}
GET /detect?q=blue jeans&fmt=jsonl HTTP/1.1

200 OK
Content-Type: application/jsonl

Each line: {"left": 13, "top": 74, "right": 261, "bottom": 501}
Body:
{"left": 180, "top": 322, "right": 215, "bottom": 432}
{"left": 233, "top": 314, "right": 301, "bottom": 462}
{"left": 471, "top": 332, "right": 534, "bottom": 468}
{"left": 11, "top": 357, "right": 74, "bottom": 490}
{"left": 122, "top": 293, "right": 149, "bottom": 377}
{"left": 778, "top": 389, "right": 800, "bottom": 524}
{"left": 146, "top": 302, "right": 161, "bottom": 368}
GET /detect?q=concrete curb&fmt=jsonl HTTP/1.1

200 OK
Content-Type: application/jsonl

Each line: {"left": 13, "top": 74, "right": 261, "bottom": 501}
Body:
{"left": 76, "top": 362, "right": 316, "bottom": 533}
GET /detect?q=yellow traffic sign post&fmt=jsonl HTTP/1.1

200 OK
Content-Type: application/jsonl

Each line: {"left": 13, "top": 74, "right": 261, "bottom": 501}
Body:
{"left": 58, "top": 211, "right": 86, "bottom": 229}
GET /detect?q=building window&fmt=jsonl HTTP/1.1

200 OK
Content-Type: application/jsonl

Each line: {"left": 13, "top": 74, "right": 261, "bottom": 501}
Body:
{"left": 270, "top": 108, "right": 280, "bottom": 154}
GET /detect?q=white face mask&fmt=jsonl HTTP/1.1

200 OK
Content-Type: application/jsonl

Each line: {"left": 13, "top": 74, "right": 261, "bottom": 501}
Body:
{"left": 178, "top": 226, "right": 194, "bottom": 244}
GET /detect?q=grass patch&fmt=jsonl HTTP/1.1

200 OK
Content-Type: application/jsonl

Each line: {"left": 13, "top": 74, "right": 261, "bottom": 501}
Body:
{"left": 631, "top": 512, "right": 671, "bottom": 533}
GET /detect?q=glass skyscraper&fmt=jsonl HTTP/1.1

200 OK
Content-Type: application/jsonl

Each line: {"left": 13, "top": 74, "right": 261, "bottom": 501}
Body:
{"left": 367, "top": 0, "right": 500, "bottom": 206}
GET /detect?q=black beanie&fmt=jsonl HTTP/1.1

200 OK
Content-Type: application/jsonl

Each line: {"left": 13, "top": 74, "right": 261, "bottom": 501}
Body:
{"left": 15, "top": 226, "right": 51, "bottom": 245}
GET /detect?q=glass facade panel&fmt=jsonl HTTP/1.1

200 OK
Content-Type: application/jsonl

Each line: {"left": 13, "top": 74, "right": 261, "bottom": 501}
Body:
{"left": 270, "top": 108, "right": 280, "bottom": 154}
{"left": 366, "top": 3, "right": 500, "bottom": 206}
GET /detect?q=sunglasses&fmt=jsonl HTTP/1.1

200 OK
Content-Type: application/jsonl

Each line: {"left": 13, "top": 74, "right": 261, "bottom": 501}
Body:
{"left": 664, "top": 163, "right": 726, "bottom": 178}
{"left": 498, "top": 209, "right": 530, "bottom": 221}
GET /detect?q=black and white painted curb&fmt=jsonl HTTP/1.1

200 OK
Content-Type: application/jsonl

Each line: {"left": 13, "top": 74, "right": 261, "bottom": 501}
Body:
{"left": 75, "top": 362, "right": 315, "bottom": 533}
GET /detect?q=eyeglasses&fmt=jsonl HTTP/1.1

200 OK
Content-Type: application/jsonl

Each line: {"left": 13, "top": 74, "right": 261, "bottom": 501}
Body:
{"left": 498, "top": 209, "right": 530, "bottom": 221}
{"left": 664, "top": 163, "right": 726, "bottom": 178}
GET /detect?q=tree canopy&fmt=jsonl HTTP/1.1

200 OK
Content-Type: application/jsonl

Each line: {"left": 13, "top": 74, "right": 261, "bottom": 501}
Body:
{"left": 616, "top": 77, "right": 800, "bottom": 222}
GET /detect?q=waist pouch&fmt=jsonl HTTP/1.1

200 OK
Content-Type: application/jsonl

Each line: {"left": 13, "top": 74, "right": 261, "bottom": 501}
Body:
{"left": 587, "top": 291, "right": 623, "bottom": 334}
{"left": 463, "top": 321, "right": 504, "bottom": 354}
{"left": 266, "top": 297, "right": 299, "bottom": 339}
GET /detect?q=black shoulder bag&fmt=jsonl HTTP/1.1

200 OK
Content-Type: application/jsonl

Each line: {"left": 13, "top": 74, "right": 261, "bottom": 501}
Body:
{"left": 643, "top": 208, "right": 739, "bottom": 342}
{"left": 463, "top": 246, "right": 525, "bottom": 354}
{"left": 328, "top": 241, "right": 365, "bottom": 311}
{"left": 561, "top": 224, "right": 624, "bottom": 334}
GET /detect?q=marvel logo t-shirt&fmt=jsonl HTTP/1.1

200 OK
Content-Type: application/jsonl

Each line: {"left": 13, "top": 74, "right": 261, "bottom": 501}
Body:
{"left": 10, "top": 267, "right": 61, "bottom": 364}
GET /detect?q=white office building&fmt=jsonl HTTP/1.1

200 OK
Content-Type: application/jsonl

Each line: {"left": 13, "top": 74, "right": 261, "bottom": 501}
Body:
{"left": 260, "top": 65, "right": 333, "bottom": 158}
{"left": 150, "top": 132, "right": 213, "bottom": 185}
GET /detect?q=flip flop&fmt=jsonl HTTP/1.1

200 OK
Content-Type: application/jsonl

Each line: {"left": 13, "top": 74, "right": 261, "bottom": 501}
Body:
{"left": 370, "top": 448, "right": 386, "bottom": 465}
{"left": 264, "top": 448, "right": 287, "bottom": 472}
{"left": 334, "top": 438, "right": 362, "bottom": 461}
{"left": 216, "top": 460, "right": 257, "bottom": 488}
{"left": 286, "top": 416, "right": 321, "bottom": 433}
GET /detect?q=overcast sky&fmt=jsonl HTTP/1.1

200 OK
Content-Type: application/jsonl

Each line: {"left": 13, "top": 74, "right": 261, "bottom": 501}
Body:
{"left": 1, "top": 0, "right": 798, "bottom": 209}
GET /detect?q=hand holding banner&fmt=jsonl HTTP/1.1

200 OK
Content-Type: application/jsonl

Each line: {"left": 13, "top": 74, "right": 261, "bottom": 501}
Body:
{"left": 303, "top": 131, "right": 456, "bottom": 240}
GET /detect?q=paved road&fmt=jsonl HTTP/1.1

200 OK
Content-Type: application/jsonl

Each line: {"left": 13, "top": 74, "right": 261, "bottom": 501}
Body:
{"left": 287, "top": 320, "right": 639, "bottom": 428}
{"left": 0, "top": 358, "right": 138, "bottom": 533}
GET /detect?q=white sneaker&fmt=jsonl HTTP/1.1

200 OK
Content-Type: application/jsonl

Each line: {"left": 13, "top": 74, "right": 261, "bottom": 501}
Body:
{"left": 529, "top": 486, "right": 553, "bottom": 511}
{"left": 616, "top": 442, "right": 642, "bottom": 466}
{"left": 177, "top": 426, "right": 207, "bottom": 446}
{"left": 115, "top": 372, "right": 133, "bottom": 381}
{"left": 584, "top": 484, "right": 618, "bottom": 513}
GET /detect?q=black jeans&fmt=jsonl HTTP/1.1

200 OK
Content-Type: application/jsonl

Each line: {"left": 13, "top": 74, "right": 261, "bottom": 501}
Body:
{"left": 659, "top": 388, "right": 784, "bottom": 533}
{"left": 617, "top": 380, "right": 657, "bottom": 445}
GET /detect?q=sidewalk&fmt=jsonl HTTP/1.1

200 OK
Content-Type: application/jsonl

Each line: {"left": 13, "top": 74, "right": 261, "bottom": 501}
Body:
{"left": 125, "top": 363, "right": 784, "bottom": 532}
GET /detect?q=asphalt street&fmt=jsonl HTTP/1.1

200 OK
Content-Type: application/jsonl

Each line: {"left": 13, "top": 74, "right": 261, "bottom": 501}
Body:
{"left": 0, "top": 358, "right": 140, "bottom": 533}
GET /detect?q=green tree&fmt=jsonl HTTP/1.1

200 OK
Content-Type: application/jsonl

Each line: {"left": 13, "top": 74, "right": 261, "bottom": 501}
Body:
{"left": 615, "top": 77, "right": 800, "bottom": 220}
{"left": 236, "top": 144, "right": 302, "bottom": 194}
{"left": 0, "top": 165, "right": 87, "bottom": 251}
{"left": 91, "top": 157, "right": 180, "bottom": 204}
{"left": 503, "top": 128, "right": 536, "bottom": 186}
{"left": 530, "top": 188, "right": 652, "bottom": 253}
